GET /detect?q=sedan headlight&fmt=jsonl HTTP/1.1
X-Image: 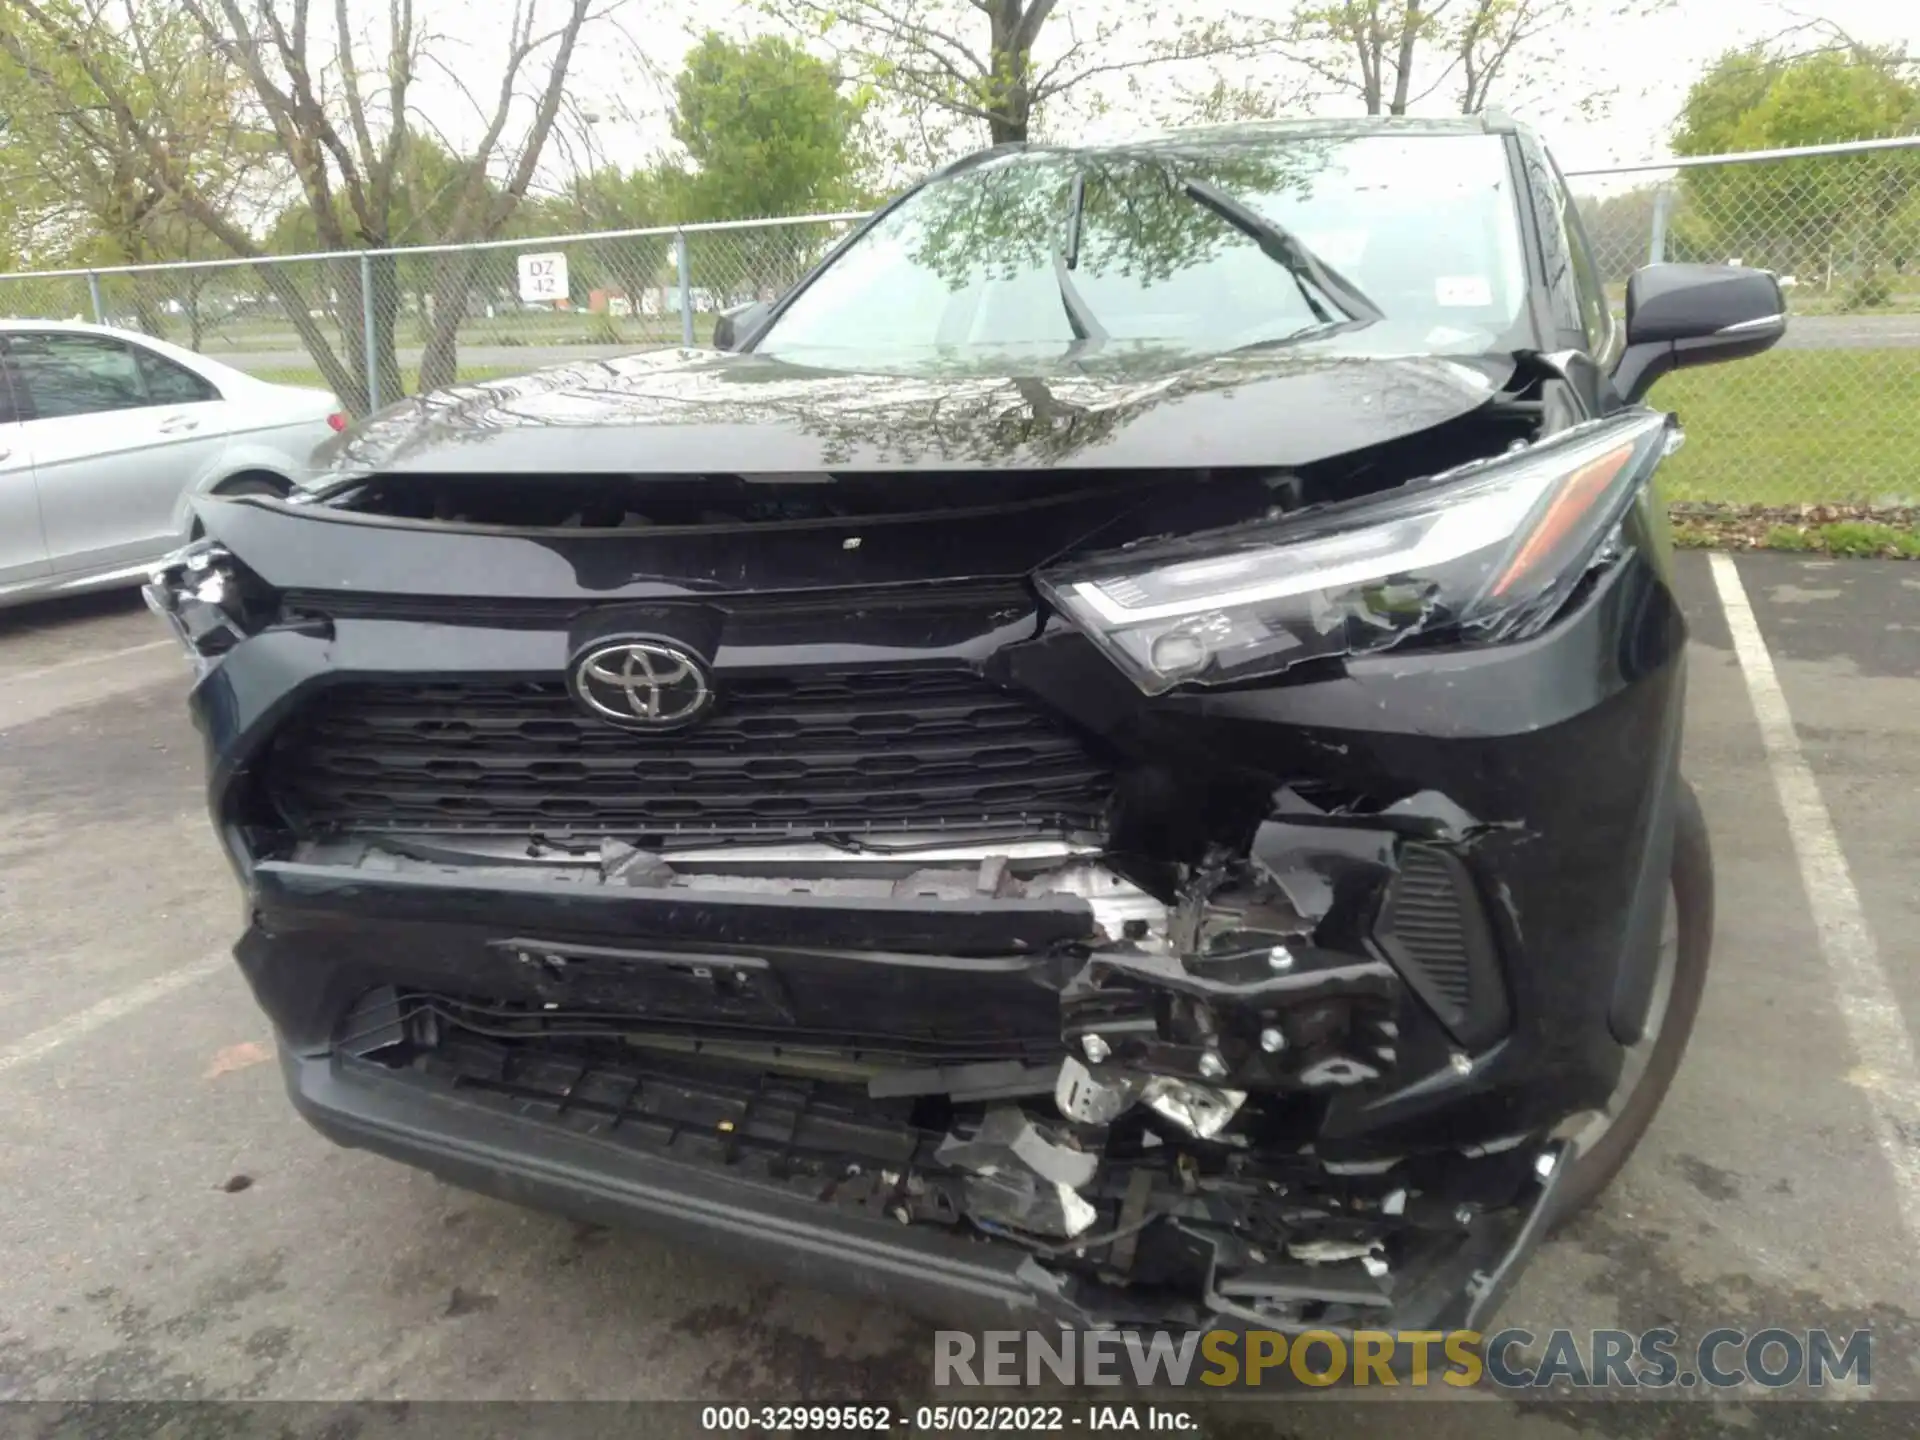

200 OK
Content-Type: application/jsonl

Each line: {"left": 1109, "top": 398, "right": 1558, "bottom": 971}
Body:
{"left": 1036, "top": 412, "right": 1675, "bottom": 695}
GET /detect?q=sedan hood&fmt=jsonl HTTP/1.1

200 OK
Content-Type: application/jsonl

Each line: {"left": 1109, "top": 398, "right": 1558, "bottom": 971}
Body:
{"left": 319, "top": 345, "right": 1517, "bottom": 479}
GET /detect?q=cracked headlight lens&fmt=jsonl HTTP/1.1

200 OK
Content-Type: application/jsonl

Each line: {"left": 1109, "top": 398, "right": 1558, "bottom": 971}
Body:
{"left": 1037, "top": 411, "right": 1674, "bottom": 695}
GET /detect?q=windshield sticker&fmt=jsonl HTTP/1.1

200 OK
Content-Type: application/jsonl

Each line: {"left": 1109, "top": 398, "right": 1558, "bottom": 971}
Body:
{"left": 1436, "top": 276, "right": 1493, "bottom": 307}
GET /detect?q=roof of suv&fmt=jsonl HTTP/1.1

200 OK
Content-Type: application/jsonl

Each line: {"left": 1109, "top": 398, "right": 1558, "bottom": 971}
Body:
{"left": 933, "top": 112, "right": 1530, "bottom": 179}
{"left": 1120, "top": 113, "right": 1517, "bottom": 144}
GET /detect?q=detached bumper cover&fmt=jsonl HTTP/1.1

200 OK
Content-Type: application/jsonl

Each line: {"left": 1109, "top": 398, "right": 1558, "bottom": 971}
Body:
{"left": 282, "top": 1040, "right": 1573, "bottom": 1334}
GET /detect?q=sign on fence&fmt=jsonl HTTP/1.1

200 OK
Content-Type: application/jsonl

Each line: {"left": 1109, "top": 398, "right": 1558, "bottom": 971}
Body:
{"left": 516, "top": 252, "right": 568, "bottom": 304}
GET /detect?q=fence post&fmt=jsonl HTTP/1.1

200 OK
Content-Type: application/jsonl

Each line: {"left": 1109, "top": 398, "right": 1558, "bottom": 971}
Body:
{"left": 676, "top": 230, "right": 694, "bottom": 347}
{"left": 1648, "top": 185, "right": 1671, "bottom": 266}
{"left": 360, "top": 252, "right": 381, "bottom": 414}
{"left": 86, "top": 271, "right": 104, "bottom": 324}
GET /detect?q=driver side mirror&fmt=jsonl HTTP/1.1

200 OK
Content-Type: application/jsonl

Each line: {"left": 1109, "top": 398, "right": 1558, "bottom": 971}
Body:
{"left": 1611, "top": 263, "right": 1785, "bottom": 406}
{"left": 711, "top": 300, "right": 771, "bottom": 352}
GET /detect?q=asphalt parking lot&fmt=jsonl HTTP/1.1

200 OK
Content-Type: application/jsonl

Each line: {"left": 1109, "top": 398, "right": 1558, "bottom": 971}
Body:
{"left": 1, "top": 550, "right": 1917, "bottom": 1432}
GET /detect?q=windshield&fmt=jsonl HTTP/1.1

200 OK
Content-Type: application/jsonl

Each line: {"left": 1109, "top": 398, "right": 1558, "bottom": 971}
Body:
{"left": 755, "top": 132, "right": 1530, "bottom": 367}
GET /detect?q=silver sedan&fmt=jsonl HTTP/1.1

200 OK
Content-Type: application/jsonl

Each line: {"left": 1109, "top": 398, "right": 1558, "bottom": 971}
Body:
{"left": 0, "top": 320, "right": 345, "bottom": 609}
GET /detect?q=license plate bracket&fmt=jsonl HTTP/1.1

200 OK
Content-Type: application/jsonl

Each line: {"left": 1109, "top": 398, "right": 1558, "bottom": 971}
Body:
{"left": 489, "top": 937, "right": 795, "bottom": 1024}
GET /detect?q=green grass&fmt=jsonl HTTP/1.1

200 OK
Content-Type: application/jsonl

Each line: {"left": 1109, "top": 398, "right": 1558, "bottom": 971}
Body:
{"left": 1765, "top": 520, "right": 1920, "bottom": 557}
{"left": 1649, "top": 348, "right": 1920, "bottom": 505}
{"left": 186, "top": 309, "right": 721, "bottom": 356}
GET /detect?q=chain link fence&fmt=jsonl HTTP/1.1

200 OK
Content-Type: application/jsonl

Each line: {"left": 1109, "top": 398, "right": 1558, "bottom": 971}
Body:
{"left": 1567, "top": 135, "right": 1920, "bottom": 509}
{"left": 2, "top": 138, "right": 1917, "bottom": 506}
{"left": 0, "top": 214, "right": 860, "bottom": 417}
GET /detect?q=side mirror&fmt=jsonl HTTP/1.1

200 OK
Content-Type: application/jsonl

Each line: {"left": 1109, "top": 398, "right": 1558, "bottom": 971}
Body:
{"left": 711, "top": 300, "right": 771, "bottom": 352}
{"left": 1611, "top": 263, "right": 1785, "bottom": 405}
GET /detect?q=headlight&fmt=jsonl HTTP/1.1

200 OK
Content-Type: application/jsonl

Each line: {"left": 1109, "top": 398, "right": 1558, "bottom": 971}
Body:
{"left": 143, "top": 538, "right": 264, "bottom": 674}
{"left": 1036, "top": 412, "right": 1675, "bottom": 695}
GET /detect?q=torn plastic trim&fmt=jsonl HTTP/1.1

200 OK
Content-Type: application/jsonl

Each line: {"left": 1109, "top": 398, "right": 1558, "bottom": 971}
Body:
{"left": 305, "top": 1028, "right": 1579, "bottom": 1333}
{"left": 935, "top": 1106, "right": 1103, "bottom": 1239}
{"left": 142, "top": 539, "right": 267, "bottom": 674}
{"left": 1253, "top": 789, "right": 1515, "bottom": 1050}
{"left": 346, "top": 981, "right": 1570, "bottom": 1324}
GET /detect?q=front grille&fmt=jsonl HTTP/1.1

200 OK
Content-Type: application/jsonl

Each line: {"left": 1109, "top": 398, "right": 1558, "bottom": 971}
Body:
{"left": 263, "top": 669, "right": 1114, "bottom": 844}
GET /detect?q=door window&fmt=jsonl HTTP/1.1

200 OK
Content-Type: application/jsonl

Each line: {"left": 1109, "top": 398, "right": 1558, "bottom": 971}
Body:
{"left": 5, "top": 332, "right": 152, "bottom": 419}
{"left": 134, "top": 345, "right": 220, "bottom": 404}
{"left": 1550, "top": 158, "right": 1619, "bottom": 363}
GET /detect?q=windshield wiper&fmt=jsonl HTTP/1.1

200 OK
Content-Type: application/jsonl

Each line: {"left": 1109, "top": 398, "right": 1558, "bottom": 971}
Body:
{"left": 1063, "top": 172, "right": 1086, "bottom": 270}
{"left": 1179, "top": 177, "right": 1385, "bottom": 325}
{"left": 1054, "top": 172, "right": 1106, "bottom": 344}
{"left": 1053, "top": 248, "right": 1107, "bottom": 344}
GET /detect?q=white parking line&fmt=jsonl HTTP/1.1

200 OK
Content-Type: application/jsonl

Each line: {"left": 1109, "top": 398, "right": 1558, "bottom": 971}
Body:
{"left": 0, "top": 953, "right": 229, "bottom": 1077}
{"left": 7, "top": 638, "right": 172, "bottom": 685}
{"left": 1710, "top": 551, "right": 1920, "bottom": 1246}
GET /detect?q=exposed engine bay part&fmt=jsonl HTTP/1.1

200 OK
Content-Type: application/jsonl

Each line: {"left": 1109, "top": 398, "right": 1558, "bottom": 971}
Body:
{"left": 1053, "top": 1058, "right": 1246, "bottom": 1140}
{"left": 935, "top": 1108, "right": 1101, "bottom": 1239}
{"left": 295, "top": 775, "right": 1514, "bottom": 1115}
{"left": 306, "top": 760, "right": 1535, "bottom": 1320}
{"left": 334, "top": 981, "right": 1570, "bottom": 1324}
{"left": 292, "top": 841, "right": 1169, "bottom": 950}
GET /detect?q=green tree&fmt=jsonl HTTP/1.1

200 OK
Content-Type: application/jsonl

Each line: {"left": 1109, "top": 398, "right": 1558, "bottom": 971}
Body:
{"left": 1, "top": 0, "right": 607, "bottom": 410}
{"left": 671, "top": 34, "right": 869, "bottom": 220}
{"left": 664, "top": 32, "right": 871, "bottom": 304}
{"left": 1672, "top": 43, "right": 1920, "bottom": 299}
{"left": 0, "top": 0, "right": 259, "bottom": 288}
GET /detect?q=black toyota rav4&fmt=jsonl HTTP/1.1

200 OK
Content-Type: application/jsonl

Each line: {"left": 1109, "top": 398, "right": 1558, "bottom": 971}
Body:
{"left": 152, "top": 115, "right": 1783, "bottom": 1335}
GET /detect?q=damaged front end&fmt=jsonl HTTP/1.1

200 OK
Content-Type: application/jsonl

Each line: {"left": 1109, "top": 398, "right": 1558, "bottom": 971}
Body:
{"left": 264, "top": 781, "right": 1573, "bottom": 1333}
{"left": 173, "top": 392, "right": 1688, "bottom": 1335}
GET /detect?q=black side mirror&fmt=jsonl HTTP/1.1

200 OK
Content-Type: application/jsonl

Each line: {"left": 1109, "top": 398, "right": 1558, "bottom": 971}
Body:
{"left": 711, "top": 300, "right": 771, "bottom": 352}
{"left": 1611, "top": 263, "right": 1785, "bottom": 405}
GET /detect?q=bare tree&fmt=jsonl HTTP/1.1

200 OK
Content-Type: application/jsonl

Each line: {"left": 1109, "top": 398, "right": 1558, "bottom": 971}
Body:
{"left": 1277, "top": 0, "right": 1448, "bottom": 116}
{"left": 2, "top": 0, "right": 606, "bottom": 410}
{"left": 1267, "top": 0, "right": 1666, "bottom": 121}
{"left": 770, "top": 0, "right": 1283, "bottom": 149}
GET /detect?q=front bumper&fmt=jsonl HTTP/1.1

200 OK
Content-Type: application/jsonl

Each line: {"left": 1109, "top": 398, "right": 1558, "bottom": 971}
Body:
{"left": 196, "top": 513, "right": 1688, "bottom": 1333}
{"left": 282, "top": 1039, "right": 1574, "bottom": 1334}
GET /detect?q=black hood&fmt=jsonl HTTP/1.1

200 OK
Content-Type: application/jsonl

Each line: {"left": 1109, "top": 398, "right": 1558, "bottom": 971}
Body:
{"left": 318, "top": 344, "right": 1517, "bottom": 480}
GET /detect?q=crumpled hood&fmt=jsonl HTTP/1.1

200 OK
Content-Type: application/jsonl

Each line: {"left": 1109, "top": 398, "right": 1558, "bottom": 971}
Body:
{"left": 318, "top": 345, "right": 1518, "bottom": 479}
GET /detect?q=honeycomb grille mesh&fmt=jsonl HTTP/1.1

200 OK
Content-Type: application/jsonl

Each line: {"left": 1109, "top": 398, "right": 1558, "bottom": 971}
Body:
{"left": 263, "top": 670, "right": 1113, "bottom": 843}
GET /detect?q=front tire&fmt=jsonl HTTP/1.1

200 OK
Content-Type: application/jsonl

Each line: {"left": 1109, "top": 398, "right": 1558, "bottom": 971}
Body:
{"left": 1552, "top": 779, "right": 1714, "bottom": 1224}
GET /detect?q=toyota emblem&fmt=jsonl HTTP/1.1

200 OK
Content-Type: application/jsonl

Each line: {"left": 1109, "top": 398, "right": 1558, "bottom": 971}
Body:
{"left": 570, "top": 639, "right": 715, "bottom": 730}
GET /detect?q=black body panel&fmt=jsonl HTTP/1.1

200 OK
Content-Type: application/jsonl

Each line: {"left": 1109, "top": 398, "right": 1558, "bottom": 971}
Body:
{"left": 204, "top": 532, "right": 1685, "bottom": 1159}
{"left": 317, "top": 346, "right": 1516, "bottom": 480}
{"left": 156, "top": 114, "right": 1727, "bottom": 1335}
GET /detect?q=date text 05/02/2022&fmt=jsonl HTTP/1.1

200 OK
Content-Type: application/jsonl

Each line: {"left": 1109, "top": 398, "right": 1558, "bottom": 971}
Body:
{"left": 699, "top": 1405, "right": 1195, "bottom": 1431}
